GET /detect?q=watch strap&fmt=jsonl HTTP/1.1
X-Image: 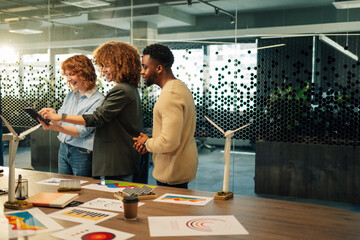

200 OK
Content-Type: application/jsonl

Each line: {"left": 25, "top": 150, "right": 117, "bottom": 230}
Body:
{"left": 143, "top": 139, "right": 148, "bottom": 150}
{"left": 62, "top": 113, "right": 67, "bottom": 122}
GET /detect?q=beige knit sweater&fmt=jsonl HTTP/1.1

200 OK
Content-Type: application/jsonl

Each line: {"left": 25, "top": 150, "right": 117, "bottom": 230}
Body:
{"left": 145, "top": 79, "right": 198, "bottom": 185}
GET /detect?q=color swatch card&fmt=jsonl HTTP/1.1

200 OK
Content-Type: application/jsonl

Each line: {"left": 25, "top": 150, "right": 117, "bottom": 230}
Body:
{"left": 48, "top": 207, "right": 118, "bottom": 224}
{"left": 148, "top": 215, "right": 249, "bottom": 237}
{"left": 5, "top": 208, "right": 63, "bottom": 238}
{"left": 82, "top": 180, "right": 156, "bottom": 193}
{"left": 153, "top": 193, "right": 213, "bottom": 206}
{"left": 79, "top": 197, "right": 144, "bottom": 212}
{"left": 51, "top": 223, "right": 134, "bottom": 240}
{"left": 36, "top": 178, "right": 88, "bottom": 186}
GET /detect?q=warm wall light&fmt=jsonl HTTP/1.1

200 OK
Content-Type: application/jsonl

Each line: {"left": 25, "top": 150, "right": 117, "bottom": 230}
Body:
{"left": 319, "top": 34, "right": 358, "bottom": 61}
{"left": 333, "top": 0, "right": 360, "bottom": 9}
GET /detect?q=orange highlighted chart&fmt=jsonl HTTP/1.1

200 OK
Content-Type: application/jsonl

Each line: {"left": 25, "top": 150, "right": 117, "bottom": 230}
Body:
{"left": 154, "top": 193, "right": 213, "bottom": 206}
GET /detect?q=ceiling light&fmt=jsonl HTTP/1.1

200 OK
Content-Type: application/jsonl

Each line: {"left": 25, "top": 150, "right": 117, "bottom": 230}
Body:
{"left": 257, "top": 44, "right": 286, "bottom": 50}
{"left": 319, "top": 34, "right": 358, "bottom": 61}
{"left": 9, "top": 29, "right": 43, "bottom": 34}
{"left": 5, "top": 6, "right": 37, "bottom": 12}
{"left": 332, "top": 0, "right": 360, "bottom": 9}
{"left": 9, "top": 20, "right": 43, "bottom": 35}
{"left": 261, "top": 34, "right": 313, "bottom": 39}
{"left": 61, "top": 0, "right": 110, "bottom": 8}
{"left": 197, "top": 0, "right": 235, "bottom": 23}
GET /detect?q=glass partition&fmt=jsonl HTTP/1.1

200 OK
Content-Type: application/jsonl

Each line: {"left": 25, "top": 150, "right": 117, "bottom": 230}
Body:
{"left": 1, "top": 1, "right": 359, "bottom": 204}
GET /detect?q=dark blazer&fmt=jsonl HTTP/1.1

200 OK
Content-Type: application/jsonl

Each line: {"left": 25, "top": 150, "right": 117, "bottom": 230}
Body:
{"left": 83, "top": 82, "right": 142, "bottom": 177}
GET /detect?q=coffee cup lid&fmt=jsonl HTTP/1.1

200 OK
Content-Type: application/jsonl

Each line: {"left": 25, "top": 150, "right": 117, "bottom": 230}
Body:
{"left": 122, "top": 195, "right": 139, "bottom": 203}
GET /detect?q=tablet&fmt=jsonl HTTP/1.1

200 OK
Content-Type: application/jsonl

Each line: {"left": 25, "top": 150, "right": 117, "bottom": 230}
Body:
{"left": 24, "top": 107, "right": 50, "bottom": 125}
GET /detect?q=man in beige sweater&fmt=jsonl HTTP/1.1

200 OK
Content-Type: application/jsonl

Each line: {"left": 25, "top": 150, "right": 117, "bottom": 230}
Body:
{"left": 133, "top": 44, "right": 198, "bottom": 189}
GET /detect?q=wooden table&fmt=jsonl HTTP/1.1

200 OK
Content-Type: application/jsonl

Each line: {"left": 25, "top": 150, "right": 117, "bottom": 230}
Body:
{"left": 1, "top": 168, "right": 360, "bottom": 239}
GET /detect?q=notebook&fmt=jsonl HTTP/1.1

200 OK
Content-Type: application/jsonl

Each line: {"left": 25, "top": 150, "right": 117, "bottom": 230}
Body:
{"left": 26, "top": 192, "right": 79, "bottom": 208}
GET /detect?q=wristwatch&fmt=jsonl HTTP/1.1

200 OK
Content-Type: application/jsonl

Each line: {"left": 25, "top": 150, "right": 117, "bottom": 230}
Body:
{"left": 61, "top": 113, "right": 67, "bottom": 122}
{"left": 143, "top": 139, "right": 148, "bottom": 150}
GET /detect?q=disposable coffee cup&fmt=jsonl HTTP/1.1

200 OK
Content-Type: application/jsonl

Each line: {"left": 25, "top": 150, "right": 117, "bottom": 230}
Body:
{"left": 122, "top": 196, "right": 139, "bottom": 220}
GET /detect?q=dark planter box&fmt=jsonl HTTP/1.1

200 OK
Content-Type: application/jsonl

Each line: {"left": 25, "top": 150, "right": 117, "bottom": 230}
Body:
{"left": 255, "top": 141, "right": 360, "bottom": 204}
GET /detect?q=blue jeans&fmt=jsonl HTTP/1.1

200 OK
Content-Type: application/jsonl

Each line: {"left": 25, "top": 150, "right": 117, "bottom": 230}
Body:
{"left": 95, "top": 175, "right": 133, "bottom": 182}
{"left": 58, "top": 143, "right": 92, "bottom": 177}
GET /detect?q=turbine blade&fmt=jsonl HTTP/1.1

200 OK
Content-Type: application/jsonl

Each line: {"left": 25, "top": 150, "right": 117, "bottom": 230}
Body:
{"left": 0, "top": 115, "right": 18, "bottom": 137}
{"left": 228, "top": 122, "right": 253, "bottom": 134}
{"left": 20, "top": 124, "right": 41, "bottom": 137}
{"left": 204, "top": 116, "right": 225, "bottom": 135}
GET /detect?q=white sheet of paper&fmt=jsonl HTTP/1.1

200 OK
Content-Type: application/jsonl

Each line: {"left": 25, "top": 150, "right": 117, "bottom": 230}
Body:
{"left": 48, "top": 207, "right": 118, "bottom": 224}
{"left": 51, "top": 223, "right": 134, "bottom": 240}
{"left": 36, "top": 178, "right": 88, "bottom": 186}
{"left": 148, "top": 215, "right": 249, "bottom": 237}
{"left": 5, "top": 208, "right": 63, "bottom": 238}
{"left": 153, "top": 193, "right": 213, "bottom": 206}
{"left": 79, "top": 197, "right": 144, "bottom": 212}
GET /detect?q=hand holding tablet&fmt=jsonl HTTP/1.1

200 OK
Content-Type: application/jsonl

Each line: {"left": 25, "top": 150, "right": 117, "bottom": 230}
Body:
{"left": 24, "top": 107, "right": 50, "bottom": 125}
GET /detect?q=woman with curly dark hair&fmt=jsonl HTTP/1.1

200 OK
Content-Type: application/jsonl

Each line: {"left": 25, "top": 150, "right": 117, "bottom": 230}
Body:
{"left": 39, "top": 54, "right": 104, "bottom": 177}
{"left": 40, "top": 41, "right": 142, "bottom": 181}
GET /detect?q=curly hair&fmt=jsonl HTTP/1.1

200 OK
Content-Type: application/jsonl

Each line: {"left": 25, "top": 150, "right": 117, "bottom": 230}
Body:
{"left": 93, "top": 41, "right": 141, "bottom": 87}
{"left": 61, "top": 55, "right": 97, "bottom": 91}
{"left": 143, "top": 44, "right": 174, "bottom": 69}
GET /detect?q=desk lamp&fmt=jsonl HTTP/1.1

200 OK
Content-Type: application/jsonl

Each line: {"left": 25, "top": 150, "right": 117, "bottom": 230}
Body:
{"left": 0, "top": 115, "right": 40, "bottom": 209}
{"left": 204, "top": 116, "right": 252, "bottom": 200}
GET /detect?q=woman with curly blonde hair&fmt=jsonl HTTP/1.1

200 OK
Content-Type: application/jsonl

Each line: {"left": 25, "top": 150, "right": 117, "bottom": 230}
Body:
{"left": 40, "top": 41, "right": 143, "bottom": 181}
{"left": 39, "top": 54, "right": 104, "bottom": 177}
{"left": 93, "top": 41, "right": 141, "bottom": 86}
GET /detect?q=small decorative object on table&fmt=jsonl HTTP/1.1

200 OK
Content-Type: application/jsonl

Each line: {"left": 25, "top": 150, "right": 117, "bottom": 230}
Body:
{"left": 0, "top": 115, "right": 40, "bottom": 209}
{"left": 4, "top": 200, "right": 33, "bottom": 210}
{"left": 114, "top": 185, "right": 156, "bottom": 200}
{"left": 214, "top": 190, "right": 234, "bottom": 200}
{"left": 4, "top": 175, "right": 33, "bottom": 210}
{"left": 204, "top": 116, "right": 252, "bottom": 201}
{"left": 58, "top": 180, "right": 81, "bottom": 192}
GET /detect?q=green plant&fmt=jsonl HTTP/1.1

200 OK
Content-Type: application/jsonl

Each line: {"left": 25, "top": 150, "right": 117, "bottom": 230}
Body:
{"left": 261, "top": 81, "right": 311, "bottom": 142}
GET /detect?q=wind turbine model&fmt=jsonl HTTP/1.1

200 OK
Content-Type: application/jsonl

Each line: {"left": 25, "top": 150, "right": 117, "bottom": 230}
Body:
{"left": 204, "top": 116, "right": 252, "bottom": 200}
{"left": 0, "top": 115, "right": 40, "bottom": 209}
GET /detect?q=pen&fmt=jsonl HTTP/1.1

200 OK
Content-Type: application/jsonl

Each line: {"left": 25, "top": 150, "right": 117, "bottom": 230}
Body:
{"left": 15, "top": 174, "right": 22, "bottom": 198}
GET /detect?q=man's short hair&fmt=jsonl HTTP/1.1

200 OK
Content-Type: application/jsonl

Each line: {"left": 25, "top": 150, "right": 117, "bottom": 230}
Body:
{"left": 143, "top": 44, "right": 174, "bottom": 68}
